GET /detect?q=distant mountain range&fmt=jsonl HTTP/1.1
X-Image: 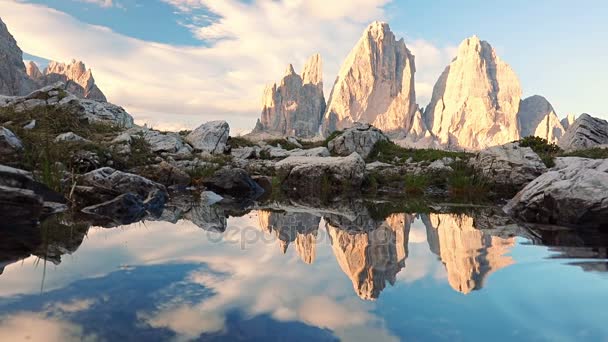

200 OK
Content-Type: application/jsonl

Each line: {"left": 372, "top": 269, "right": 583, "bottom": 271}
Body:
{"left": 252, "top": 21, "right": 608, "bottom": 150}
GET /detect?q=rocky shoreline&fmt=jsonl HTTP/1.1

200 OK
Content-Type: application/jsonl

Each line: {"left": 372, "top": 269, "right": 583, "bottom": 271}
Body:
{"left": 1, "top": 84, "right": 607, "bottom": 230}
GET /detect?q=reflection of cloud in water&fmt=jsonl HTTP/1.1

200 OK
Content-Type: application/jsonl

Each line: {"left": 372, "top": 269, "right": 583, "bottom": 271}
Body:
{"left": 0, "top": 312, "right": 96, "bottom": 342}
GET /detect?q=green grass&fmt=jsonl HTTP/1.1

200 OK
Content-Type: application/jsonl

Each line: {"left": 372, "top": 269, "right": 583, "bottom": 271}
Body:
{"left": 366, "top": 140, "right": 470, "bottom": 164}
{"left": 264, "top": 138, "right": 300, "bottom": 150}
{"left": 228, "top": 136, "right": 256, "bottom": 148}
{"left": 562, "top": 147, "right": 608, "bottom": 159}
{"left": 447, "top": 161, "right": 491, "bottom": 197}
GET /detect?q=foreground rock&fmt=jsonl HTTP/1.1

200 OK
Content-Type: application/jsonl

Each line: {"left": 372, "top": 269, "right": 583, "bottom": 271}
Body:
{"left": 471, "top": 142, "right": 547, "bottom": 188}
{"left": 0, "top": 83, "right": 134, "bottom": 128}
{"left": 276, "top": 153, "right": 365, "bottom": 194}
{"left": 112, "top": 127, "right": 191, "bottom": 155}
{"left": 322, "top": 22, "right": 419, "bottom": 135}
{"left": 253, "top": 54, "right": 326, "bottom": 138}
{"left": 327, "top": 122, "right": 388, "bottom": 159}
{"left": 186, "top": 120, "right": 230, "bottom": 154}
{"left": 424, "top": 36, "right": 521, "bottom": 150}
{"left": 558, "top": 113, "right": 608, "bottom": 151}
{"left": 0, "top": 126, "right": 23, "bottom": 161}
{"left": 504, "top": 157, "right": 608, "bottom": 227}
{"left": 202, "top": 167, "right": 263, "bottom": 199}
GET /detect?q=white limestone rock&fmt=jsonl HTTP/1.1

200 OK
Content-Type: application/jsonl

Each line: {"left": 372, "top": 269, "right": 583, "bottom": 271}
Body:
{"left": 424, "top": 36, "right": 522, "bottom": 150}
{"left": 55, "top": 132, "right": 89, "bottom": 143}
{"left": 323, "top": 22, "right": 418, "bottom": 135}
{"left": 504, "top": 157, "right": 608, "bottom": 227}
{"left": 0, "top": 126, "right": 23, "bottom": 155}
{"left": 471, "top": 142, "right": 547, "bottom": 187}
{"left": 113, "top": 128, "right": 187, "bottom": 153}
{"left": 287, "top": 147, "right": 330, "bottom": 157}
{"left": 517, "top": 95, "right": 565, "bottom": 143}
{"left": 558, "top": 113, "right": 608, "bottom": 151}
{"left": 186, "top": 120, "right": 230, "bottom": 154}
{"left": 327, "top": 122, "right": 389, "bottom": 159}
{"left": 254, "top": 54, "right": 326, "bottom": 138}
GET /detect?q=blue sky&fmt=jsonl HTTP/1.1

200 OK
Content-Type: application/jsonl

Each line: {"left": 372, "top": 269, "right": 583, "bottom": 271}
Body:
{"left": 2, "top": 0, "right": 607, "bottom": 131}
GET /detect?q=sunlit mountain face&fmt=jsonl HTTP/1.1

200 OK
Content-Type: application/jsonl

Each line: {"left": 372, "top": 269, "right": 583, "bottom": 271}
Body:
{"left": 1, "top": 200, "right": 607, "bottom": 341}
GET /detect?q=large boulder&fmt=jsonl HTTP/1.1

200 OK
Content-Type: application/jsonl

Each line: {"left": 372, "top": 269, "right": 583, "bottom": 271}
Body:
{"left": 0, "top": 126, "right": 23, "bottom": 160}
{"left": 73, "top": 167, "right": 168, "bottom": 212}
{"left": 558, "top": 113, "right": 608, "bottom": 151}
{"left": 0, "top": 185, "right": 43, "bottom": 224}
{"left": 276, "top": 152, "right": 365, "bottom": 194}
{"left": 471, "top": 142, "right": 547, "bottom": 187}
{"left": 202, "top": 167, "right": 263, "bottom": 199}
{"left": 504, "top": 157, "right": 608, "bottom": 228}
{"left": 327, "top": 123, "right": 388, "bottom": 159}
{"left": 112, "top": 128, "right": 190, "bottom": 154}
{"left": 185, "top": 120, "right": 230, "bottom": 154}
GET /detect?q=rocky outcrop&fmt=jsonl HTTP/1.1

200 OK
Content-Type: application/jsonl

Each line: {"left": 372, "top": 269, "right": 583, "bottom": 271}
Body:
{"left": 424, "top": 36, "right": 521, "bottom": 150}
{"left": 113, "top": 127, "right": 191, "bottom": 154}
{"left": 471, "top": 142, "right": 547, "bottom": 187}
{"left": 28, "top": 60, "right": 107, "bottom": 102}
{"left": 558, "top": 113, "right": 608, "bottom": 151}
{"left": 504, "top": 157, "right": 608, "bottom": 228}
{"left": 423, "top": 213, "right": 515, "bottom": 294}
{"left": 0, "top": 18, "right": 35, "bottom": 96}
{"left": 186, "top": 120, "right": 230, "bottom": 154}
{"left": 517, "top": 95, "right": 565, "bottom": 143}
{"left": 254, "top": 54, "right": 326, "bottom": 138}
{"left": 327, "top": 122, "right": 388, "bottom": 158}
{"left": 561, "top": 114, "right": 576, "bottom": 130}
{"left": 202, "top": 167, "right": 263, "bottom": 199}
{"left": 0, "top": 83, "right": 134, "bottom": 128}
{"left": 275, "top": 153, "right": 365, "bottom": 194}
{"left": 327, "top": 213, "right": 412, "bottom": 300}
{"left": 0, "top": 126, "right": 23, "bottom": 161}
{"left": 322, "top": 21, "right": 419, "bottom": 135}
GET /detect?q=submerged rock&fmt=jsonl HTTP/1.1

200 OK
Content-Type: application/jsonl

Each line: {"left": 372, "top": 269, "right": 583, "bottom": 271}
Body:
{"left": 471, "top": 142, "right": 547, "bottom": 187}
{"left": 327, "top": 122, "right": 388, "bottom": 159}
{"left": 504, "top": 157, "right": 608, "bottom": 227}
{"left": 186, "top": 120, "right": 230, "bottom": 154}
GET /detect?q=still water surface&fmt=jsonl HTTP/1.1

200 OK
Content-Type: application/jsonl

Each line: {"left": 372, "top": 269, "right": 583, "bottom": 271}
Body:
{"left": 0, "top": 206, "right": 607, "bottom": 341}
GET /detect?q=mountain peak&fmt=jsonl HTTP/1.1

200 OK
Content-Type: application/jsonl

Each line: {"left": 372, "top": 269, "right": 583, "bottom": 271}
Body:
{"left": 302, "top": 53, "right": 322, "bottom": 87}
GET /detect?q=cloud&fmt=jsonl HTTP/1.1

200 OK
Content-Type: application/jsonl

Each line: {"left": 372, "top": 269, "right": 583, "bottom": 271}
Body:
{"left": 75, "top": 0, "right": 120, "bottom": 8}
{"left": 1, "top": 0, "right": 454, "bottom": 132}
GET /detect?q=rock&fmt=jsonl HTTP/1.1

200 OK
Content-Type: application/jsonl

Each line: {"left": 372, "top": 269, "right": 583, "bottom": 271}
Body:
{"left": 424, "top": 36, "right": 521, "bottom": 150}
{"left": 322, "top": 22, "right": 419, "bottom": 135}
{"left": 287, "top": 147, "right": 330, "bottom": 157}
{"left": 35, "top": 60, "right": 107, "bottom": 102}
{"left": 0, "top": 185, "right": 43, "bottom": 223}
{"left": 276, "top": 152, "right": 365, "bottom": 193}
{"left": 428, "top": 158, "right": 454, "bottom": 172}
{"left": 254, "top": 54, "right": 326, "bottom": 138}
{"left": 327, "top": 122, "right": 388, "bottom": 158}
{"left": 201, "top": 191, "right": 223, "bottom": 205}
{"left": 113, "top": 128, "right": 186, "bottom": 153}
{"left": 54, "top": 132, "right": 88, "bottom": 143}
{"left": 71, "top": 150, "right": 102, "bottom": 173}
{"left": 74, "top": 167, "right": 168, "bottom": 208}
{"left": 558, "top": 113, "right": 608, "bottom": 151}
{"left": 232, "top": 146, "right": 257, "bottom": 159}
{"left": 517, "top": 95, "right": 565, "bottom": 143}
{"left": 365, "top": 161, "right": 393, "bottom": 172}
{"left": 504, "top": 157, "right": 608, "bottom": 227}
{"left": 81, "top": 193, "right": 146, "bottom": 225}
{"left": 186, "top": 120, "right": 230, "bottom": 154}
{"left": 183, "top": 201, "right": 227, "bottom": 232}
{"left": 286, "top": 136, "right": 303, "bottom": 148}
{"left": 0, "top": 126, "right": 23, "bottom": 158}
{"left": 561, "top": 114, "right": 576, "bottom": 130}
{"left": 471, "top": 142, "right": 547, "bottom": 187}
{"left": 202, "top": 167, "right": 264, "bottom": 198}
{"left": 0, "top": 18, "right": 36, "bottom": 96}
{"left": 139, "top": 161, "right": 191, "bottom": 187}
{"left": 23, "top": 119, "right": 36, "bottom": 130}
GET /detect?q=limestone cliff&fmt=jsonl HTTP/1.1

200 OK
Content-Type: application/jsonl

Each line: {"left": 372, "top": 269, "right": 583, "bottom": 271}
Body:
{"left": 424, "top": 36, "right": 522, "bottom": 150}
{"left": 254, "top": 54, "right": 325, "bottom": 138}
{"left": 558, "top": 113, "right": 608, "bottom": 151}
{"left": 322, "top": 21, "right": 419, "bottom": 135}
{"left": 0, "top": 18, "right": 35, "bottom": 96}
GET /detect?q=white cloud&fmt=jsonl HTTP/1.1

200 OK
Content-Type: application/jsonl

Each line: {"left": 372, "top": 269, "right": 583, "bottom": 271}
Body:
{"left": 1, "top": 0, "right": 453, "bottom": 132}
{"left": 76, "top": 0, "right": 119, "bottom": 8}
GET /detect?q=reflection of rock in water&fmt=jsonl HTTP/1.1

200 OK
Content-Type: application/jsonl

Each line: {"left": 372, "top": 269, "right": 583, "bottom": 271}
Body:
{"left": 257, "top": 210, "right": 320, "bottom": 264}
{"left": 327, "top": 213, "right": 412, "bottom": 300}
{"left": 0, "top": 223, "right": 42, "bottom": 274}
{"left": 526, "top": 224, "right": 608, "bottom": 272}
{"left": 422, "top": 214, "right": 515, "bottom": 294}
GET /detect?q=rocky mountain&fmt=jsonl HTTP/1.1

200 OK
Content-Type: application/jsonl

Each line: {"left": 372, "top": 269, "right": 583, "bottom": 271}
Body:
{"left": 253, "top": 54, "right": 325, "bottom": 138}
{"left": 424, "top": 36, "right": 522, "bottom": 150}
{"left": 0, "top": 18, "right": 35, "bottom": 96}
{"left": 561, "top": 114, "right": 576, "bottom": 130}
{"left": 517, "top": 95, "right": 565, "bottom": 143}
{"left": 322, "top": 21, "right": 420, "bottom": 135}
{"left": 27, "top": 59, "right": 107, "bottom": 102}
{"left": 559, "top": 113, "right": 608, "bottom": 151}
{"left": 423, "top": 214, "right": 514, "bottom": 294}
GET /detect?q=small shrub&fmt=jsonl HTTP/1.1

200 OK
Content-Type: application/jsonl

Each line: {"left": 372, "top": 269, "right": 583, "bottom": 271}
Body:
{"left": 367, "top": 140, "right": 470, "bottom": 164}
{"left": 322, "top": 130, "right": 343, "bottom": 147}
{"left": 519, "top": 136, "right": 562, "bottom": 167}
{"left": 447, "top": 161, "right": 490, "bottom": 197}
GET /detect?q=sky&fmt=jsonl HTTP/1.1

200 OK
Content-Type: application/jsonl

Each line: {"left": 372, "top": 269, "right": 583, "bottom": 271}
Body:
{"left": 1, "top": 0, "right": 607, "bottom": 132}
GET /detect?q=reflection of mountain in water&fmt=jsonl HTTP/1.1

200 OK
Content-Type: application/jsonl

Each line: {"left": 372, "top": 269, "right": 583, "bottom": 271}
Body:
{"left": 327, "top": 214, "right": 412, "bottom": 300}
{"left": 423, "top": 214, "right": 515, "bottom": 294}
{"left": 258, "top": 210, "right": 320, "bottom": 264}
